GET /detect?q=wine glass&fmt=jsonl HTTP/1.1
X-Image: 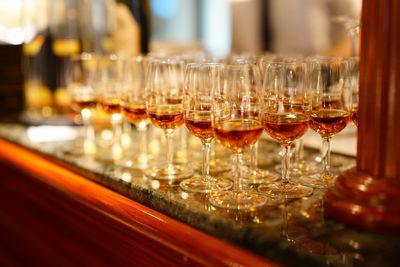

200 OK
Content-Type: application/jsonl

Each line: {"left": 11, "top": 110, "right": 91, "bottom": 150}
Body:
{"left": 120, "top": 55, "right": 152, "bottom": 170}
{"left": 223, "top": 56, "right": 278, "bottom": 184}
{"left": 180, "top": 63, "right": 232, "bottom": 193}
{"left": 347, "top": 56, "right": 359, "bottom": 126}
{"left": 260, "top": 54, "right": 319, "bottom": 177}
{"left": 209, "top": 64, "right": 267, "bottom": 210}
{"left": 66, "top": 52, "right": 97, "bottom": 156}
{"left": 145, "top": 58, "right": 193, "bottom": 180}
{"left": 299, "top": 57, "right": 350, "bottom": 189}
{"left": 258, "top": 59, "right": 313, "bottom": 198}
{"left": 97, "top": 54, "right": 124, "bottom": 162}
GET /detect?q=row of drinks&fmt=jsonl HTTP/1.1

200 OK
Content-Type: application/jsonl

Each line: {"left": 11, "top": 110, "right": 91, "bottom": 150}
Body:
{"left": 67, "top": 53, "right": 359, "bottom": 210}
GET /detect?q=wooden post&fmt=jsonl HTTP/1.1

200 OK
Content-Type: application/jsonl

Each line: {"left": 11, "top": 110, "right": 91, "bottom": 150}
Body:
{"left": 324, "top": 0, "right": 400, "bottom": 233}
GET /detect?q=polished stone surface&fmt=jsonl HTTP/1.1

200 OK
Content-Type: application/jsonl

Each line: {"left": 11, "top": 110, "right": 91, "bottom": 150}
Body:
{"left": 0, "top": 123, "right": 398, "bottom": 267}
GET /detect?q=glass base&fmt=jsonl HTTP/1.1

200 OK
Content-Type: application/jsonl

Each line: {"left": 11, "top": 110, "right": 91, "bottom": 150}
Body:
{"left": 193, "top": 158, "right": 232, "bottom": 174}
{"left": 113, "top": 167, "right": 146, "bottom": 183}
{"left": 298, "top": 172, "right": 336, "bottom": 189}
{"left": 145, "top": 164, "right": 193, "bottom": 181}
{"left": 274, "top": 161, "right": 320, "bottom": 177}
{"left": 62, "top": 145, "right": 83, "bottom": 157}
{"left": 209, "top": 191, "right": 267, "bottom": 210}
{"left": 120, "top": 153, "right": 154, "bottom": 170}
{"left": 63, "top": 140, "right": 96, "bottom": 157}
{"left": 291, "top": 160, "right": 320, "bottom": 176}
{"left": 242, "top": 169, "right": 278, "bottom": 185}
{"left": 258, "top": 182, "right": 313, "bottom": 199}
{"left": 179, "top": 175, "right": 233, "bottom": 193}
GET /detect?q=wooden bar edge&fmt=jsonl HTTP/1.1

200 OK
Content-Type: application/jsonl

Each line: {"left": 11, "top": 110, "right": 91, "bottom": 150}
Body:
{"left": 0, "top": 138, "right": 278, "bottom": 267}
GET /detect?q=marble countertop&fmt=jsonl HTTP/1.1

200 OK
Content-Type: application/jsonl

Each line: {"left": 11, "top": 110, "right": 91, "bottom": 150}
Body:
{"left": 0, "top": 123, "right": 398, "bottom": 267}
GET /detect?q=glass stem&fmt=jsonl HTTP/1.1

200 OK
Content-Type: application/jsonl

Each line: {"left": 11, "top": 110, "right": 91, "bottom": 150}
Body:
{"left": 138, "top": 123, "right": 148, "bottom": 156}
{"left": 201, "top": 140, "right": 212, "bottom": 182}
{"left": 111, "top": 113, "right": 123, "bottom": 161}
{"left": 294, "top": 138, "right": 304, "bottom": 163}
{"left": 281, "top": 200, "right": 289, "bottom": 239}
{"left": 281, "top": 145, "right": 291, "bottom": 184}
{"left": 165, "top": 129, "right": 174, "bottom": 169}
{"left": 250, "top": 141, "right": 258, "bottom": 172}
{"left": 232, "top": 153, "right": 243, "bottom": 192}
{"left": 322, "top": 137, "right": 331, "bottom": 174}
{"left": 82, "top": 109, "right": 96, "bottom": 155}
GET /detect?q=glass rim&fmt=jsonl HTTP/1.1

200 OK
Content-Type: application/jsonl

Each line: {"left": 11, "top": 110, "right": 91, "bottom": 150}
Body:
{"left": 306, "top": 55, "right": 346, "bottom": 63}
{"left": 146, "top": 56, "right": 185, "bottom": 65}
{"left": 224, "top": 63, "right": 259, "bottom": 69}
{"left": 70, "top": 52, "right": 97, "bottom": 61}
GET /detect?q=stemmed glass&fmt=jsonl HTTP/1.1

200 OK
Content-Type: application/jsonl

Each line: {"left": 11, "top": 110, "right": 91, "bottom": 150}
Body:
{"left": 258, "top": 60, "right": 313, "bottom": 198}
{"left": 299, "top": 57, "right": 350, "bottom": 188}
{"left": 120, "top": 55, "right": 151, "bottom": 169}
{"left": 209, "top": 64, "right": 267, "bottom": 209}
{"left": 66, "top": 53, "right": 97, "bottom": 156}
{"left": 260, "top": 54, "right": 319, "bottom": 177}
{"left": 347, "top": 57, "right": 359, "bottom": 127}
{"left": 228, "top": 57, "right": 277, "bottom": 184}
{"left": 145, "top": 58, "right": 193, "bottom": 180}
{"left": 180, "top": 63, "right": 232, "bottom": 193}
{"left": 97, "top": 54, "right": 124, "bottom": 162}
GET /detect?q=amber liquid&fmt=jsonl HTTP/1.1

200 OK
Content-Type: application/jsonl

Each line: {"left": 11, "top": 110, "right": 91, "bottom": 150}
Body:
{"left": 185, "top": 111, "right": 213, "bottom": 140}
{"left": 123, "top": 104, "right": 147, "bottom": 124}
{"left": 310, "top": 109, "right": 350, "bottom": 138}
{"left": 166, "top": 98, "right": 182, "bottom": 105}
{"left": 263, "top": 113, "right": 309, "bottom": 144}
{"left": 100, "top": 98, "right": 121, "bottom": 114}
{"left": 71, "top": 99, "right": 97, "bottom": 113}
{"left": 148, "top": 105, "right": 184, "bottom": 130}
{"left": 351, "top": 107, "right": 358, "bottom": 127}
{"left": 213, "top": 119, "right": 263, "bottom": 153}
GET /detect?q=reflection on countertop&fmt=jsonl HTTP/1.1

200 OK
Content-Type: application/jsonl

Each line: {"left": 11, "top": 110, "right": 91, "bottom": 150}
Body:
{"left": 0, "top": 123, "right": 398, "bottom": 267}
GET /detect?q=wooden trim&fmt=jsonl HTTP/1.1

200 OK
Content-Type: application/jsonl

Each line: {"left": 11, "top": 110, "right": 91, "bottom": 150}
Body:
{"left": 325, "top": 0, "right": 400, "bottom": 233}
{"left": 0, "top": 139, "right": 278, "bottom": 267}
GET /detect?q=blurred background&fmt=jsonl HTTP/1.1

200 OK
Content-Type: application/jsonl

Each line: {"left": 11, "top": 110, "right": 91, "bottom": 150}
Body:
{"left": 0, "top": 0, "right": 361, "bottom": 122}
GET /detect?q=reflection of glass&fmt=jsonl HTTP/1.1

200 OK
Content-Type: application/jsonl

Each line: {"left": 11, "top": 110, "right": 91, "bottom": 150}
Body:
{"left": 180, "top": 63, "right": 232, "bottom": 193}
{"left": 300, "top": 57, "right": 350, "bottom": 189}
{"left": 145, "top": 58, "right": 193, "bottom": 180}
{"left": 66, "top": 53, "right": 97, "bottom": 155}
{"left": 49, "top": 0, "right": 81, "bottom": 112}
{"left": 22, "top": 0, "right": 52, "bottom": 118}
{"left": 209, "top": 64, "right": 267, "bottom": 210}
{"left": 258, "top": 60, "right": 313, "bottom": 199}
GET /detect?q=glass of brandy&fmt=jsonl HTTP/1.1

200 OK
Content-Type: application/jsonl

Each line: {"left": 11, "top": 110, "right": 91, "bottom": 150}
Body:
{"left": 259, "top": 54, "right": 319, "bottom": 177}
{"left": 145, "top": 58, "right": 193, "bottom": 180}
{"left": 229, "top": 57, "right": 278, "bottom": 184}
{"left": 347, "top": 56, "right": 359, "bottom": 127}
{"left": 180, "top": 63, "right": 232, "bottom": 193}
{"left": 299, "top": 57, "right": 350, "bottom": 188}
{"left": 66, "top": 53, "right": 97, "bottom": 156}
{"left": 209, "top": 64, "right": 267, "bottom": 210}
{"left": 258, "top": 59, "right": 313, "bottom": 198}
{"left": 120, "top": 55, "right": 151, "bottom": 170}
{"left": 97, "top": 54, "right": 125, "bottom": 162}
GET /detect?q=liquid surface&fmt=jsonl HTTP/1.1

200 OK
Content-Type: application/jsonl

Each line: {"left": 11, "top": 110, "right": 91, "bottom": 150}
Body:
{"left": 310, "top": 109, "right": 350, "bottom": 138}
{"left": 263, "top": 113, "right": 309, "bottom": 145}
{"left": 185, "top": 111, "right": 213, "bottom": 140}
{"left": 213, "top": 119, "right": 263, "bottom": 153}
{"left": 123, "top": 104, "right": 147, "bottom": 124}
{"left": 100, "top": 98, "right": 121, "bottom": 114}
{"left": 148, "top": 105, "right": 184, "bottom": 130}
